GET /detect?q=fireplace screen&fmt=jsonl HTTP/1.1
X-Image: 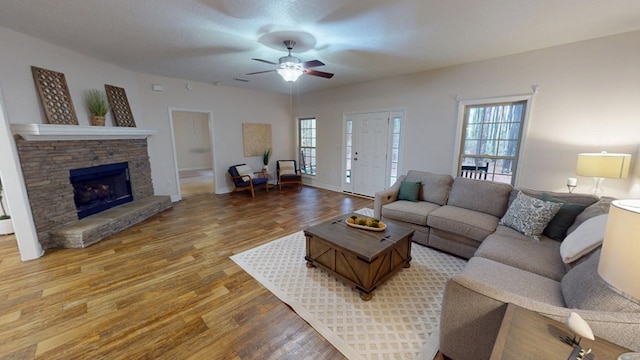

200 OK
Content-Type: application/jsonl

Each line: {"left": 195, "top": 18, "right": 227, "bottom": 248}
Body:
{"left": 69, "top": 162, "right": 133, "bottom": 219}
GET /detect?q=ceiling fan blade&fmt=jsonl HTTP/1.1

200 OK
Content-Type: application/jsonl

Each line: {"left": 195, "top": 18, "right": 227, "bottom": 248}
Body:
{"left": 246, "top": 70, "right": 276, "bottom": 75}
{"left": 252, "top": 58, "right": 277, "bottom": 65}
{"left": 304, "top": 69, "right": 334, "bottom": 79}
{"left": 303, "top": 59, "right": 325, "bottom": 68}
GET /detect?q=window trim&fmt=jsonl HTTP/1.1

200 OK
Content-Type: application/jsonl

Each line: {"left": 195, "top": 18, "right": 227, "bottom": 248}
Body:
{"left": 452, "top": 93, "right": 535, "bottom": 186}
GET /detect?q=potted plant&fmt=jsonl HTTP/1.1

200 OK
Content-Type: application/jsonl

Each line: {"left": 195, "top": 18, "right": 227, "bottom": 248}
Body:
{"left": 83, "top": 89, "right": 110, "bottom": 126}
{"left": 0, "top": 177, "right": 13, "bottom": 235}
{"left": 262, "top": 148, "right": 271, "bottom": 171}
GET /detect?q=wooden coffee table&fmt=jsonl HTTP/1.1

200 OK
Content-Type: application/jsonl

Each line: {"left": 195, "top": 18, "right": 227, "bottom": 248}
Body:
{"left": 304, "top": 215, "right": 414, "bottom": 300}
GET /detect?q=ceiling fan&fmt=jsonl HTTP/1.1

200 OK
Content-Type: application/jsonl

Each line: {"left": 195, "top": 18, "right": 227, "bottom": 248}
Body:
{"left": 246, "top": 40, "right": 334, "bottom": 82}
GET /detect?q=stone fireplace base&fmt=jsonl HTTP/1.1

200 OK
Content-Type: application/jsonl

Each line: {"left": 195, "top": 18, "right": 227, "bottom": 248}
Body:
{"left": 50, "top": 196, "right": 172, "bottom": 248}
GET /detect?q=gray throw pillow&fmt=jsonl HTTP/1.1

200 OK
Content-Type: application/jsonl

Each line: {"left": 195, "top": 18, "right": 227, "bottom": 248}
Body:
{"left": 397, "top": 181, "right": 421, "bottom": 202}
{"left": 499, "top": 191, "right": 562, "bottom": 240}
{"left": 561, "top": 250, "right": 640, "bottom": 312}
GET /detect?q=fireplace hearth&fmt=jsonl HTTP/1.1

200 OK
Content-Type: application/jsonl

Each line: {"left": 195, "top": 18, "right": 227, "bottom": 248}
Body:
{"left": 70, "top": 162, "right": 133, "bottom": 219}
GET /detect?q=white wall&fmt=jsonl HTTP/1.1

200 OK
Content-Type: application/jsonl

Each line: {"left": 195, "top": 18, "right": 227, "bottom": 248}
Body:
{"left": 294, "top": 31, "right": 640, "bottom": 199}
{"left": 136, "top": 74, "right": 291, "bottom": 197}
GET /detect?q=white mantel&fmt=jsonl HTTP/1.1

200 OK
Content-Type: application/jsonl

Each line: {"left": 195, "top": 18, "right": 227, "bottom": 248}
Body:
{"left": 11, "top": 124, "right": 157, "bottom": 141}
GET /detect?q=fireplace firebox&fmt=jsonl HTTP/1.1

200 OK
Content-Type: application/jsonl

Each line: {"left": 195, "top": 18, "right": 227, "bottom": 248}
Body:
{"left": 70, "top": 162, "right": 133, "bottom": 219}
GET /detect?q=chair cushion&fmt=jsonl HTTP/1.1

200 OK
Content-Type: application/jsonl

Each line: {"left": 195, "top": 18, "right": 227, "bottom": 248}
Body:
{"left": 499, "top": 191, "right": 562, "bottom": 241}
{"left": 428, "top": 205, "right": 499, "bottom": 241}
{"left": 382, "top": 200, "right": 440, "bottom": 226}
{"left": 251, "top": 177, "right": 267, "bottom": 186}
{"left": 560, "top": 214, "right": 608, "bottom": 264}
{"left": 398, "top": 181, "right": 421, "bottom": 202}
{"left": 561, "top": 250, "right": 640, "bottom": 312}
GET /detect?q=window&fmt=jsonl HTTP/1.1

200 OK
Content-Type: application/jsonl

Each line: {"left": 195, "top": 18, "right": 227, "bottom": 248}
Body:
{"left": 299, "top": 117, "right": 316, "bottom": 175}
{"left": 389, "top": 116, "right": 402, "bottom": 186}
{"left": 458, "top": 100, "right": 527, "bottom": 185}
{"left": 345, "top": 119, "right": 352, "bottom": 183}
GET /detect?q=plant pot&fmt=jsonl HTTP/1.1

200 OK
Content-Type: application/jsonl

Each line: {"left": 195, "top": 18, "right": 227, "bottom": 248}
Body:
{"left": 90, "top": 115, "right": 106, "bottom": 126}
{"left": 0, "top": 217, "right": 13, "bottom": 235}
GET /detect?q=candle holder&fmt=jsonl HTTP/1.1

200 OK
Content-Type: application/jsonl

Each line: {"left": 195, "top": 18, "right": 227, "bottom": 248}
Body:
{"left": 567, "top": 178, "right": 578, "bottom": 193}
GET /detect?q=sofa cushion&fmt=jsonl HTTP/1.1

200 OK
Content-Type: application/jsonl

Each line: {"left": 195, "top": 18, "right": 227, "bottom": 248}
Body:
{"left": 382, "top": 200, "right": 440, "bottom": 226}
{"left": 562, "top": 250, "right": 640, "bottom": 312}
{"left": 405, "top": 171, "right": 453, "bottom": 205}
{"left": 567, "top": 196, "right": 614, "bottom": 235}
{"left": 428, "top": 205, "right": 499, "bottom": 241}
{"left": 453, "top": 257, "right": 566, "bottom": 307}
{"left": 398, "top": 181, "right": 421, "bottom": 202}
{"left": 560, "top": 214, "right": 608, "bottom": 264}
{"left": 475, "top": 227, "right": 566, "bottom": 281}
{"left": 539, "top": 193, "right": 587, "bottom": 241}
{"left": 447, "top": 177, "right": 513, "bottom": 217}
{"left": 499, "top": 191, "right": 562, "bottom": 240}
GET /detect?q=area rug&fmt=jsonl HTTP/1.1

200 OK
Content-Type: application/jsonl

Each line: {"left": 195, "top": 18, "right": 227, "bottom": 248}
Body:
{"left": 230, "top": 209, "right": 467, "bottom": 360}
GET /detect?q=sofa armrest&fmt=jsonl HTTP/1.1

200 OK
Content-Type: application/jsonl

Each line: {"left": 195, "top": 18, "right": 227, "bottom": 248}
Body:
{"left": 373, "top": 176, "right": 405, "bottom": 219}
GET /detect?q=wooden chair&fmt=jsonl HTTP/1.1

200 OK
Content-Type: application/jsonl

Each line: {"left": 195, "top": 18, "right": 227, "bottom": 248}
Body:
{"left": 277, "top": 160, "right": 302, "bottom": 190}
{"left": 228, "top": 164, "right": 268, "bottom": 197}
{"left": 460, "top": 163, "right": 489, "bottom": 180}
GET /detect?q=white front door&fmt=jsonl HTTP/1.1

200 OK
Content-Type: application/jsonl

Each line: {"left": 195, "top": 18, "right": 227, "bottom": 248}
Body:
{"left": 347, "top": 112, "right": 389, "bottom": 197}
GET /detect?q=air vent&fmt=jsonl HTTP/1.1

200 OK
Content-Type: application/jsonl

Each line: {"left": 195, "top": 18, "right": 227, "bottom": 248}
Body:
{"left": 234, "top": 78, "right": 249, "bottom": 82}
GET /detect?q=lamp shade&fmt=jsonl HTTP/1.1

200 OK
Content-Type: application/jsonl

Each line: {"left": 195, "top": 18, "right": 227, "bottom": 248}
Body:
{"left": 576, "top": 152, "right": 631, "bottom": 179}
{"left": 598, "top": 199, "right": 640, "bottom": 303}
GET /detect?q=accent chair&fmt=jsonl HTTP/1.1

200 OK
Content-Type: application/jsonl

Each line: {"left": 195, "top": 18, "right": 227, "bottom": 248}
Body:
{"left": 228, "top": 164, "right": 268, "bottom": 197}
{"left": 276, "top": 160, "right": 302, "bottom": 190}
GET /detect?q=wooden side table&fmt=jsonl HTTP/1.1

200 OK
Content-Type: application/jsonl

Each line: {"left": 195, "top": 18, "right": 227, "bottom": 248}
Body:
{"left": 490, "top": 303, "right": 631, "bottom": 360}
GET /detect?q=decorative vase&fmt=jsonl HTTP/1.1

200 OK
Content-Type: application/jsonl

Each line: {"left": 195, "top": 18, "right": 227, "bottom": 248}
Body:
{"left": 90, "top": 115, "right": 106, "bottom": 126}
{"left": 0, "top": 218, "right": 13, "bottom": 235}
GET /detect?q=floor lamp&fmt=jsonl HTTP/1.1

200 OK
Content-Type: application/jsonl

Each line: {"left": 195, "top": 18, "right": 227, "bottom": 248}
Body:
{"left": 575, "top": 152, "right": 631, "bottom": 196}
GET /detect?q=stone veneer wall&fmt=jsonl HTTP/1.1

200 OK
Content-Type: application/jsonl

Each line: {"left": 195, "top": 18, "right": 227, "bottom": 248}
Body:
{"left": 14, "top": 137, "right": 154, "bottom": 249}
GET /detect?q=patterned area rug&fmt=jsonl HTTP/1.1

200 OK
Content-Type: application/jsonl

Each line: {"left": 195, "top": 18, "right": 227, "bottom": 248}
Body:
{"left": 230, "top": 209, "right": 467, "bottom": 360}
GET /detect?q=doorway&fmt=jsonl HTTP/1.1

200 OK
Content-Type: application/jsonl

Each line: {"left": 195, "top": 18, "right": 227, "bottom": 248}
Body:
{"left": 343, "top": 110, "right": 405, "bottom": 197}
{"left": 169, "top": 109, "right": 215, "bottom": 198}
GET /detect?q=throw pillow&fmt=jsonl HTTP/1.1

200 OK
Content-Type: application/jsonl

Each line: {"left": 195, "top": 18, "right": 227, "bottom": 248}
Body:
{"left": 559, "top": 214, "right": 608, "bottom": 264}
{"left": 561, "top": 250, "right": 640, "bottom": 312}
{"left": 235, "top": 165, "right": 255, "bottom": 179}
{"left": 397, "top": 181, "right": 421, "bottom": 202}
{"left": 539, "top": 193, "right": 587, "bottom": 241}
{"left": 499, "top": 191, "right": 563, "bottom": 240}
{"left": 566, "top": 197, "right": 613, "bottom": 235}
{"left": 279, "top": 161, "right": 296, "bottom": 175}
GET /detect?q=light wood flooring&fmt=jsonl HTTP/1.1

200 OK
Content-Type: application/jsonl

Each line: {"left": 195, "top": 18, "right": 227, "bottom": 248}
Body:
{"left": 0, "top": 186, "right": 447, "bottom": 360}
{"left": 179, "top": 169, "right": 215, "bottom": 197}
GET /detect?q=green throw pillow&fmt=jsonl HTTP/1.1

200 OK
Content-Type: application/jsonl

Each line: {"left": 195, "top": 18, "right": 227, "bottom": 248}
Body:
{"left": 539, "top": 193, "right": 587, "bottom": 241}
{"left": 398, "top": 181, "right": 421, "bottom": 202}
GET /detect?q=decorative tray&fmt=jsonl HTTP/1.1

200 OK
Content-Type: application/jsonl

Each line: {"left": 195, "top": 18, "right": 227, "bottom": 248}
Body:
{"left": 345, "top": 216, "right": 387, "bottom": 232}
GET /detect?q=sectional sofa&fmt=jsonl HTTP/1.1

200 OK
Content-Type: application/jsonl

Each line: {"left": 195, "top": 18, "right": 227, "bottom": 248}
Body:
{"left": 373, "top": 171, "right": 640, "bottom": 359}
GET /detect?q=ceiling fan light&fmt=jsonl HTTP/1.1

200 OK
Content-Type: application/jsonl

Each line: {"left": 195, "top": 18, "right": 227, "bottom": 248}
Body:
{"left": 276, "top": 62, "right": 303, "bottom": 82}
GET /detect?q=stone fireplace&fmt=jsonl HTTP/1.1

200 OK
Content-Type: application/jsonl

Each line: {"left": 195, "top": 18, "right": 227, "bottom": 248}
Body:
{"left": 12, "top": 124, "right": 172, "bottom": 249}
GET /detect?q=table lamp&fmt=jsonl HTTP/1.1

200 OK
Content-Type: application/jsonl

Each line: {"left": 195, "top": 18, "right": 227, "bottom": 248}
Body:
{"left": 576, "top": 152, "right": 631, "bottom": 196}
{"left": 598, "top": 199, "right": 640, "bottom": 304}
